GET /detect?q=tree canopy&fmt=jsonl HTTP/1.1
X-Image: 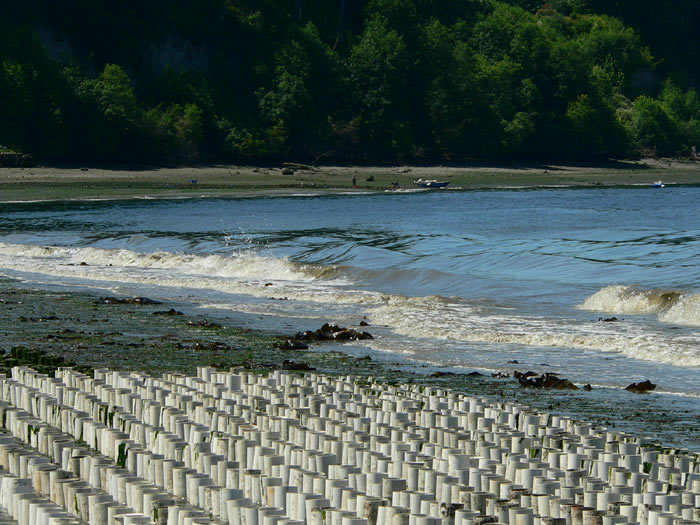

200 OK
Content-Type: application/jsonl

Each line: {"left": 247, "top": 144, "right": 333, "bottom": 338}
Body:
{"left": 1, "top": 0, "right": 699, "bottom": 163}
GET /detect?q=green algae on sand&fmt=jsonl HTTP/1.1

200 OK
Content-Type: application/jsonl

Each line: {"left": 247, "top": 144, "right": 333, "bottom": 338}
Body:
{"left": 0, "top": 277, "right": 698, "bottom": 451}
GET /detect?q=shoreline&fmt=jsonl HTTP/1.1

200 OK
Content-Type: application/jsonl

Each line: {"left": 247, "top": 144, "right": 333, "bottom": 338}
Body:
{"left": 2, "top": 163, "right": 699, "bottom": 452}
{"left": 1, "top": 277, "right": 698, "bottom": 452}
{"left": 2, "top": 158, "right": 700, "bottom": 202}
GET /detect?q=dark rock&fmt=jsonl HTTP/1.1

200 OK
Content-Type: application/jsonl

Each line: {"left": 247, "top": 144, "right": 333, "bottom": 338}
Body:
{"left": 96, "top": 296, "right": 125, "bottom": 305}
{"left": 432, "top": 370, "right": 482, "bottom": 379}
{"left": 187, "top": 319, "right": 222, "bottom": 329}
{"left": 513, "top": 370, "right": 538, "bottom": 379}
{"left": 625, "top": 379, "right": 656, "bottom": 392}
{"left": 316, "top": 323, "right": 339, "bottom": 340}
{"left": 550, "top": 378, "right": 578, "bottom": 390}
{"left": 359, "top": 320, "right": 370, "bottom": 326}
{"left": 79, "top": 262, "right": 88, "bottom": 266}
{"left": 599, "top": 317, "right": 618, "bottom": 322}
{"left": 130, "top": 296, "right": 162, "bottom": 305}
{"left": 282, "top": 360, "right": 315, "bottom": 371}
{"left": 507, "top": 360, "right": 519, "bottom": 364}
{"left": 295, "top": 330, "right": 319, "bottom": 341}
{"left": 96, "top": 296, "right": 162, "bottom": 305}
{"left": 192, "top": 341, "right": 229, "bottom": 352}
{"left": 293, "top": 323, "right": 372, "bottom": 343}
{"left": 360, "top": 355, "right": 372, "bottom": 361}
{"left": 153, "top": 309, "right": 184, "bottom": 316}
{"left": 517, "top": 372, "right": 578, "bottom": 390}
{"left": 583, "top": 384, "right": 593, "bottom": 391}
{"left": 492, "top": 371, "right": 509, "bottom": 379}
{"left": 281, "top": 167, "right": 294, "bottom": 175}
{"left": 278, "top": 339, "right": 309, "bottom": 350}
{"left": 332, "top": 329, "right": 354, "bottom": 341}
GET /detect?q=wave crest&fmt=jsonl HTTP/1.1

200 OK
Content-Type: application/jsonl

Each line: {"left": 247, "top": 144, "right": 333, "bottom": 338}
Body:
{"left": 0, "top": 242, "right": 315, "bottom": 282}
{"left": 579, "top": 285, "right": 683, "bottom": 314}
{"left": 660, "top": 293, "right": 700, "bottom": 327}
{"left": 370, "top": 301, "right": 700, "bottom": 368}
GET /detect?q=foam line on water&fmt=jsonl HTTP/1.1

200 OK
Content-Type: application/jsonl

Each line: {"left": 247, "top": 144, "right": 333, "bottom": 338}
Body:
{"left": 369, "top": 301, "right": 700, "bottom": 368}
{"left": 2, "top": 242, "right": 700, "bottom": 369}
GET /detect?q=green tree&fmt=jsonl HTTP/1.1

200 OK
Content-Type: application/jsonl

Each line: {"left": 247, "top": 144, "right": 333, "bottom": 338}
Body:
{"left": 145, "top": 103, "right": 204, "bottom": 162}
{"left": 258, "top": 23, "right": 341, "bottom": 159}
{"left": 628, "top": 95, "right": 679, "bottom": 156}
{"left": 658, "top": 81, "right": 700, "bottom": 153}
{"left": 68, "top": 64, "right": 144, "bottom": 160}
{"left": 345, "top": 14, "right": 413, "bottom": 158}
{"left": 565, "top": 93, "right": 629, "bottom": 157}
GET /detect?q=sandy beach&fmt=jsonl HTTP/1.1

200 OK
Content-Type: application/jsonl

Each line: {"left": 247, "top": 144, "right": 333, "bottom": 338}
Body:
{"left": 1, "top": 158, "right": 699, "bottom": 201}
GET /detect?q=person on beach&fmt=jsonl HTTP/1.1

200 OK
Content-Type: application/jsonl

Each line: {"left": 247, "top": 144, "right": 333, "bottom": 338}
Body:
{"left": 352, "top": 175, "right": 357, "bottom": 188}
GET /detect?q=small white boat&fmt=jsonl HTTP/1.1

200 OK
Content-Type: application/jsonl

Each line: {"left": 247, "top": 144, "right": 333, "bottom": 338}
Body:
{"left": 414, "top": 178, "right": 449, "bottom": 188}
{"left": 651, "top": 181, "right": 665, "bottom": 188}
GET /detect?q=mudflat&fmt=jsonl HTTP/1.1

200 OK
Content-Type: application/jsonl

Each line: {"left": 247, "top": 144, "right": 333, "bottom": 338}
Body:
{"left": 1, "top": 158, "right": 699, "bottom": 201}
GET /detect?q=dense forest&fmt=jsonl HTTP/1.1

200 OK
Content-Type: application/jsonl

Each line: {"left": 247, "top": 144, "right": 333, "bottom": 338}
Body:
{"left": 1, "top": 0, "right": 700, "bottom": 164}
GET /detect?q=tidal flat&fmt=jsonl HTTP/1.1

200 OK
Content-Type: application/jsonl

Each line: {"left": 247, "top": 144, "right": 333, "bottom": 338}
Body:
{"left": 1, "top": 158, "right": 700, "bottom": 202}
{"left": 1, "top": 277, "right": 698, "bottom": 452}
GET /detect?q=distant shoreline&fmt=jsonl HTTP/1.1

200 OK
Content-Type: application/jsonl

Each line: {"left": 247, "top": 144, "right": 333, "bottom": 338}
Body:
{"left": 1, "top": 158, "right": 699, "bottom": 202}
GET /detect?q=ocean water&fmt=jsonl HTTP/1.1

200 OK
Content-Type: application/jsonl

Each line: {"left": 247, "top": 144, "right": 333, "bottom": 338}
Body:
{"left": 1, "top": 187, "right": 699, "bottom": 401}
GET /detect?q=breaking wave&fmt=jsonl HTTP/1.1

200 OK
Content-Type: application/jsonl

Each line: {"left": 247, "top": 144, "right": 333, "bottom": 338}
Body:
{"left": 579, "top": 285, "right": 700, "bottom": 327}
{"left": 0, "top": 242, "right": 428, "bottom": 308}
{"left": 369, "top": 301, "right": 700, "bottom": 368}
{"left": 660, "top": 293, "right": 700, "bottom": 327}
{"left": 580, "top": 285, "right": 682, "bottom": 314}
{"left": 2, "top": 242, "right": 699, "bottom": 368}
{"left": 0, "top": 242, "right": 316, "bottom": 282}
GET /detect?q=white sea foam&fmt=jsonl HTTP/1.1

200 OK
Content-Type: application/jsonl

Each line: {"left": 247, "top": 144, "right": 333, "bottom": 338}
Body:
{"left": 0, "top": 242, "right": 311, "bottom": 282}
{"left": 0, "top": 242, "right": 375, "bottom": 305}
{"left": 660, "top": 292, "right": 700, "bottom": 326}
{"left": 2, "top": 242, "right": 699, "bottom": 369}
{"left": 579, "top": 285, "right": 683, "bottom": 314}
{"left": 579, "top": 284, "right": 700, "bottom": 328}
{"left": 369, "top": 300, "right": 700, "bottom": 368}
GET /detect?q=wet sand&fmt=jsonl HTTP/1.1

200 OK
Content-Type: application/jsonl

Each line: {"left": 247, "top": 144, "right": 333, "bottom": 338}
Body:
{"left": 1, "top": 158, "right": 699, "bottom": 201}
